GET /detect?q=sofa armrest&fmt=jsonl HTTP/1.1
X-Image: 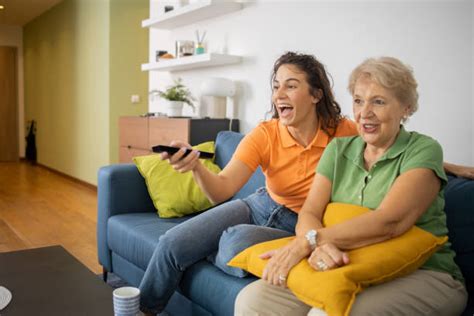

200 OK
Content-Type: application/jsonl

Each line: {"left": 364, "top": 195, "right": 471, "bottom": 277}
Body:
{"left": 445, "top": 176, "right": 474, "bottom": 286}
{"left": 97, "top": 164, "right": 155, "bottom": 271}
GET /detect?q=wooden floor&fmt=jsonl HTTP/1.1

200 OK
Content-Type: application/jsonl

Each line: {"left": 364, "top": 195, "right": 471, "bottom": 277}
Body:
{"left": 0, "top": 161, "right": 102, "bottom": 273}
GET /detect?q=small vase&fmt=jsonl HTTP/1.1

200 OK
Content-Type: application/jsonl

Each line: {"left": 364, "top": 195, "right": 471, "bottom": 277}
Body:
{"left": 163, "top": 100, "right": 184, "bottom": 117}
{"left": 195, "top": 44, "right": 205, "bottom": 55}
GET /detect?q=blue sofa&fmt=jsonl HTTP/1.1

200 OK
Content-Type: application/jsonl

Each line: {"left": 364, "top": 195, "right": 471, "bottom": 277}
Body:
{"left": 98, "top": 131, "right": 474, "bottom": 316}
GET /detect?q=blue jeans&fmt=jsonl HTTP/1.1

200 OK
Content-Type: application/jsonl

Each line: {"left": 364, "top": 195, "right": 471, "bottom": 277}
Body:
{"left": 139, "top": 187, "right": 297, "bottom": 313}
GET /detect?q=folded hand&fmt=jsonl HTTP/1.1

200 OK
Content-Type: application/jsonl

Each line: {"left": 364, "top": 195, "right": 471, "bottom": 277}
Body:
{"left": 260, "top": 238, "right": 309, "bottom": 288}
{"left": 308, "top": 243, "right": 350, "bottom": 271}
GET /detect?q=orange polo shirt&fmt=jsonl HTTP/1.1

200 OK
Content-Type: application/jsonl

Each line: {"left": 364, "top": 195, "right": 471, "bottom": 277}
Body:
{"left": 233, "top": 118, "right": 357, "bottom": 212}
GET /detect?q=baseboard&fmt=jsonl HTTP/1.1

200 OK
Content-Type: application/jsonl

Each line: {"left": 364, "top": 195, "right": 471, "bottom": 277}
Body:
{"left": 36, "top": 163, "right": 97, "bottom": 192}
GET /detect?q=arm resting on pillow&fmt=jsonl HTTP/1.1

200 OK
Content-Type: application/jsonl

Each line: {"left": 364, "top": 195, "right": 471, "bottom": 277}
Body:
{"left": 299, "top": 168, "right": 440, "bottom": 250}
{"left": 295, "top": 173, "right": 332, "bottom": 252}
{"left": 260, "top": 174, "right": 335, "bottom": 285}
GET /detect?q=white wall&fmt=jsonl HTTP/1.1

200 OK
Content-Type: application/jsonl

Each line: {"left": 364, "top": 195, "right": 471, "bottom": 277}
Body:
{"left": 0, "top": 25, "right": 25, "bottom": 158}
{"left": 148, "top": 0, "right": 473, "bottom": 165}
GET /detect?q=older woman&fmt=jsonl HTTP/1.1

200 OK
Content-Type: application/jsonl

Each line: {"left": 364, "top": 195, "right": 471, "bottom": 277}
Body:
{"left": 235, "top": 57, "right": 468, "bottom": 315}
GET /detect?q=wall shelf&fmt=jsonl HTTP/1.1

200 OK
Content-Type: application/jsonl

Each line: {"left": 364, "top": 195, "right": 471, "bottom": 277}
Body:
{"left": 142, "top": 0, "right": 242, "bottom": 30}
{"left": 141, "top": 53, "right": 241, "bottom": 72}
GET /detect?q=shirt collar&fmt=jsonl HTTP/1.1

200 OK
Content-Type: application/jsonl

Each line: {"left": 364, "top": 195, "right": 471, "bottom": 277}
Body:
{"left": 384, "top": 125, "right": 411, "bottom": 159}
{"left": 345, "top": 125, "right": 411, "bottom": 166}
{"left": 279, "top": 121, "right": 330, "bottom": 149}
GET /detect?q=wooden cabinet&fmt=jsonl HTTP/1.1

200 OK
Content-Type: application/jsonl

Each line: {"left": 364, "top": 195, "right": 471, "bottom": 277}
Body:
{"left": 148, "top": 118, "right": 189, "bottom": 146}
{"left": 118, "top": 116, "right": 239, "bottom": 163}
{"left": 119, "top": 116, "right": 149, "bottom": 149}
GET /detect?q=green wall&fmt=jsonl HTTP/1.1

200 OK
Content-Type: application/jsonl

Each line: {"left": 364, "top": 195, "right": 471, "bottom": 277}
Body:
{"left": 110, "top": 0, "right": 149, "bottom": 164}
{"left": 24, "top": 0, "right": 148, "bottom": 184}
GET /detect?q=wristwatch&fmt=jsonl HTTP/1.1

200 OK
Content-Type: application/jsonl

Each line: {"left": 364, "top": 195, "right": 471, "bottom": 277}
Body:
{"left": 305, "top": 229, "right": 318, "bottom": 250}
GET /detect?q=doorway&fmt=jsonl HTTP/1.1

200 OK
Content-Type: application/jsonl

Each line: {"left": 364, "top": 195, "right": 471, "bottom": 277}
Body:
{"left": 0, "top": 46, "right": 18, "bottom": 162}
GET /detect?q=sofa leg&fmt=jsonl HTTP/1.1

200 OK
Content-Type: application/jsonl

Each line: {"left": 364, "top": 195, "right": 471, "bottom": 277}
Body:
{"left": 102, "top": 267, "right": 108, "bottom": 283}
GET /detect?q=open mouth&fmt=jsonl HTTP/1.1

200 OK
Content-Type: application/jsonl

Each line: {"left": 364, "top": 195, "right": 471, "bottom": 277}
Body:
{"left": 362, "top": 123, "right": 378, "bottom": 133}
{"left": 278, "top": 105, "right": 294, "bottom": 117}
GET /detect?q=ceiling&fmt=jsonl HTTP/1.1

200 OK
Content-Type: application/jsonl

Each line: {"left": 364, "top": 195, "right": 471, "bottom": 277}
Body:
{"left": 0, "top": 0, "right": 64, "bottom": 26}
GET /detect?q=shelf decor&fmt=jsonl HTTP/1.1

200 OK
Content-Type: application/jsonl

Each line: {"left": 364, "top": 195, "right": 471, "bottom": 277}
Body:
{"left": 141, "top": 53, "right": 241, "bottom": 72}
{"left": 141, "top": 1, "right": 243, "bottom": 72}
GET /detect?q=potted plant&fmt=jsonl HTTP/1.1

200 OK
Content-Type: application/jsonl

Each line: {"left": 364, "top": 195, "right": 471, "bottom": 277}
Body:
{"left": 149, "top": 78, "right": 195, "bottom": 117}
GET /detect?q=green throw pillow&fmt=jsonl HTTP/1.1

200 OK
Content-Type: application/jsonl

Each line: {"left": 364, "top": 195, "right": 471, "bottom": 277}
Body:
{"left": 134, "top": 141, "right": 221, "bottom": 218}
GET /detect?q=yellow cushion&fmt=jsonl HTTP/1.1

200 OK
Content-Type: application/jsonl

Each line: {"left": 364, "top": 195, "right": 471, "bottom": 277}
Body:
{"left": 228, "top": 202, "right": 447, "bottom": 316}
{"left": 133, "top": 141, "right": 221, "bottom": 218}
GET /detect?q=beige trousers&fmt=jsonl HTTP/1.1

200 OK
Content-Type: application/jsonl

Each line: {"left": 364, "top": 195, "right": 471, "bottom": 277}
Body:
{"left": 235, "top": 269, "right": 467, "bottom": 316}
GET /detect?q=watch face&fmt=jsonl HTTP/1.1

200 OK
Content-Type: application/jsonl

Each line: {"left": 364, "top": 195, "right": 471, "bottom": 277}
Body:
{"left": 306, "top": 229, "right": 317, "bottom": 250}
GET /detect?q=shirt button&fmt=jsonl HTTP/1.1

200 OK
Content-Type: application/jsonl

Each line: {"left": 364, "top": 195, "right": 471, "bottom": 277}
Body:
{"left": 358, "top": 195, "right": 362, "bottom": 199}
{"left": 368, "top": 175, "right": 372, "bottom": 179}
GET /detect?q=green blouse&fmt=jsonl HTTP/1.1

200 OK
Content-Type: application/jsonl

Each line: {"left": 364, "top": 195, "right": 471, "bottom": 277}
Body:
{"left": 317, "top": 126, "right": 463, "bottom": 282}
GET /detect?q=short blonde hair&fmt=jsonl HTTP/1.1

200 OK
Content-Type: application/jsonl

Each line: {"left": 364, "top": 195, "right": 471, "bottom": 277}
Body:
{"left": 348, "top": 57, "right": 418, "bottom": 120}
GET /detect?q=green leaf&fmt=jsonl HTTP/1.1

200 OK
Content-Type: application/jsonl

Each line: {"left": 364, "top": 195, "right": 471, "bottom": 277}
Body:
{"left": 151, "top": 77, "right": 195, "bottom": 108}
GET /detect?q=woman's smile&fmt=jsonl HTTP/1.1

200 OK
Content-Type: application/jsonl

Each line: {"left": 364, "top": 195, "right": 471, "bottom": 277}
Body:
{"left": 360, "top": 123, "right": 379, "bottom": 133}
{"left": 277, "top": 104, "right": 294, "bottom": 119}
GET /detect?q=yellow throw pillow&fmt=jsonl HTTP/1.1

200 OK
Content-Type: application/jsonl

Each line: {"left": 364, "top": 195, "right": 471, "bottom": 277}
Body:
{"left": 134, "top": 141, "right": 221, "bottom": 218}
{"left": 228, "top": 202, "right": 447, "bottom": 316}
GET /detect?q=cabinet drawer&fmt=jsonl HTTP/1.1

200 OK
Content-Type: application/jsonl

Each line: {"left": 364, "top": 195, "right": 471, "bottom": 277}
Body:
{"left": 148, "top": 118, "right": 189, "bottom": 148}
{"left": 119, "top": 146, "right": 152, "bottom": 163}
{"left": 119, "top": 117, "right": 149, "bottom": 149}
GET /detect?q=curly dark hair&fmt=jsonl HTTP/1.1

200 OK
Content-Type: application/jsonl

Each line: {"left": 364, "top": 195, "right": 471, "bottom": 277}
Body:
{"left": 270, "top": 51, "right": 342, "bottom": 136}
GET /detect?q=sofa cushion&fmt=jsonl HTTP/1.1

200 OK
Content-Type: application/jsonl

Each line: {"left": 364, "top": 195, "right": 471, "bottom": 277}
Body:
{"left": 108, "top": 212, "right": 259, "bottom": 316}
{"left": 181, "top": 260, "right": 257, "bottom": 316}
{"left": 215, "top": 131, "right": 265, "bottom": 200}
{"left": 107, "top": 213, "right": 190, "bottom": 270}
{"left": 445, "top": 176, "right": 474, "bottom": 283}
